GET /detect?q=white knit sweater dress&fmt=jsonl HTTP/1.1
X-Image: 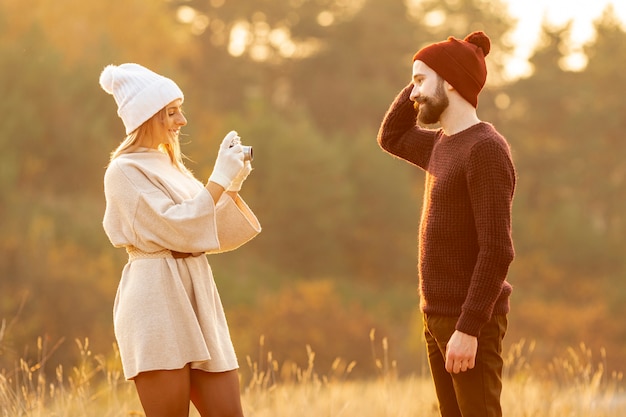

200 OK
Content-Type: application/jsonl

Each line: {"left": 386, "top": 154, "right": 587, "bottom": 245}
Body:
{"left": 103, "top": 148, "right": 261, "bottom": 380}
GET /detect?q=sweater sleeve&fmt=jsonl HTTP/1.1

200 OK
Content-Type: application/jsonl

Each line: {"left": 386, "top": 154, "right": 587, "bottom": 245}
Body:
{"left": 376, "top": 84, "right": 438, "bottom": 169}
{"left": 133, "top": 187, "right": 222, "bottom": 253}
{"left": 207, "top": 194, "right": 262, "bottom": 254}
{"left": 457, "top": 138, "right": 516, "bottom": 336}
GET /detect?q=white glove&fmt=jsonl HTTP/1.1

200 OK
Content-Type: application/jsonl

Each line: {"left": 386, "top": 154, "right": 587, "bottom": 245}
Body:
{"left": 208, "top": 131, "right": 244, "bottom": 189}
{"left": 227, "top": 160, "right": 253, "bottom": 192}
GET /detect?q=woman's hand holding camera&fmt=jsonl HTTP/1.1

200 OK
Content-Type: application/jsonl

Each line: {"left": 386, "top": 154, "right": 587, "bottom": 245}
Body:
{"left": 208, "top": 131, "right": 244, "bottom": 190}
{"left": 227, "top": 161, "right": 252, "bottom": 192}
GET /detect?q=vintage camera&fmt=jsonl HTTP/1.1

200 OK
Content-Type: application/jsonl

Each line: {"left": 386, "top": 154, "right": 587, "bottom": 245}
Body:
{"left": 230, "top": 142, "right": 254, "bottom": 161}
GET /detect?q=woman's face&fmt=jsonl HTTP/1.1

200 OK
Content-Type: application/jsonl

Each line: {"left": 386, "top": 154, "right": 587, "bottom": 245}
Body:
{"left": 163, "top": 99, "right": 187, "bottom": 137}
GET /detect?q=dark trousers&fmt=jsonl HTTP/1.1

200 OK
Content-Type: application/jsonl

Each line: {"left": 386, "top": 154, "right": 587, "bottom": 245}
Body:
{"left": 423, "top": 314, "right": 508, "bottom": 417}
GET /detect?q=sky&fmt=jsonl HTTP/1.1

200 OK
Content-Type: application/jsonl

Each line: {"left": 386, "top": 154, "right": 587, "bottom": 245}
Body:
{"left": 502, "top": 0, "right": 626, "bottom": 78}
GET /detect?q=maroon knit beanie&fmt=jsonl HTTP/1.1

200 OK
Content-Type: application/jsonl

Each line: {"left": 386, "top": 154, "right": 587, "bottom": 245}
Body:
{"left": 413, "top": 31, "right": 490, "bottom": 107}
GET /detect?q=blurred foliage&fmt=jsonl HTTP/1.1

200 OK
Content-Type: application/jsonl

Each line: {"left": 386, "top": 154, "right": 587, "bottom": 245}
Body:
{"left": 1, "top": 0, "right": 626, "bottom": 377}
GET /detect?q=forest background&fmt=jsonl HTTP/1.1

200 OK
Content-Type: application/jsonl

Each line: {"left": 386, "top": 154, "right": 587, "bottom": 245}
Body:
{"left": 1, "top": 0, "right": 625, "bottom": 381}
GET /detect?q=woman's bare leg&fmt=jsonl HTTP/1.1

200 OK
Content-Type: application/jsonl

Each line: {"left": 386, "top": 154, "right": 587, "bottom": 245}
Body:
{"left": 190, "top": 369, "right": 244, "bottom": 417}
{"left": 134, "top": 365, "right": 191, "bottom": 417}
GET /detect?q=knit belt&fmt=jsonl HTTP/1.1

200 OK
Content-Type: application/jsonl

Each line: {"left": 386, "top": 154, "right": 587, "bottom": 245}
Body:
{"left": 126, "top": 246, "right": 204, "bottom": 261}
{"left": 171, "top": 250, "right": 204, "bottom": 259}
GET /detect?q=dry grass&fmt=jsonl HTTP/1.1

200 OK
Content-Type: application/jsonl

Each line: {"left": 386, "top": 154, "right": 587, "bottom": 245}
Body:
{"left": 1, "top": 331, "right": 624, "bottom": 417}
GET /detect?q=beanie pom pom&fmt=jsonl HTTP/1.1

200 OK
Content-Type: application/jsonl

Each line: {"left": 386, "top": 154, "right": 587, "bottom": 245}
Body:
{"left": 99, "top": 65, "right": 118, "bottom": 94}
{"left": 464, "top": 31, "right": 490, "bottom": 56}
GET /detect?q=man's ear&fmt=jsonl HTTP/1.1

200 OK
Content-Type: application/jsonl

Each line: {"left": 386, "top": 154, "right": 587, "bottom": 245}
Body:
{"left": 444, "top": 80, "right": 455, "bottom": 92}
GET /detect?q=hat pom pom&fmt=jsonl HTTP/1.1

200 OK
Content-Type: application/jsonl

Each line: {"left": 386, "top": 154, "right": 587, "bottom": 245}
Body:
{"left": 99, "top": 65, "right": 117, "bottom": 94}
{"left": 464, "top": 31, "right": 490, "bottom": 56}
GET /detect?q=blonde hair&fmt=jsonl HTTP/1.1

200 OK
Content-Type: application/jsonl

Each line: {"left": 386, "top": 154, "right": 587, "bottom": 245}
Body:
{"left": 110, "top": 108, "right": 193, "bottom": 176}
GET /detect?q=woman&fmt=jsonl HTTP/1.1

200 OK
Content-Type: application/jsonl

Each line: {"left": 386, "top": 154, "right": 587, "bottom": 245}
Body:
{"left": 99, "top": 63, "right": 261, "bottom": 417}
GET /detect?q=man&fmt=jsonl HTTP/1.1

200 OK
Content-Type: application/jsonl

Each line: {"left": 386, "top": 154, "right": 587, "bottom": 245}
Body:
{"left": 377, "top": 32, "right": 516, "bottom": 417}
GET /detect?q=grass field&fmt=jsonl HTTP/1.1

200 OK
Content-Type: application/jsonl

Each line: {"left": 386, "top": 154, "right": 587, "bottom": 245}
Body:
{"left": 1, "top": 337, "right": 624, "bottom": 416}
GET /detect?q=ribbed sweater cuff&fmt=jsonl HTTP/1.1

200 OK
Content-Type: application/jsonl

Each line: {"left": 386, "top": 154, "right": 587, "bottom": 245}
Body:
{"left": 456, "top": 311, "right": 486, "bottom": 337}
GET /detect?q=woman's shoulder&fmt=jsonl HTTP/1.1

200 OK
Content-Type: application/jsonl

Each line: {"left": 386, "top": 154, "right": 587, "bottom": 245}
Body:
{"left": 105, "top": 152, "right": 162, "bottom": 192}
{"left": 107, "top": 151, "right": 167, "bottom": 176}
{"left": 105, "top": 155, "right": 137, "bottom": 184}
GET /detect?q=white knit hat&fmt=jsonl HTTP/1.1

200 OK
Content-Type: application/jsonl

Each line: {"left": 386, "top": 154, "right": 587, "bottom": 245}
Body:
{"left": 99, "top": 63, "right": 184, "bottom": 134}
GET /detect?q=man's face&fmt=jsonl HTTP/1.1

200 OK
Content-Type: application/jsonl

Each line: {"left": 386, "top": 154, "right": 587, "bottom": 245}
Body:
{"left": 410, "top": 60, "right": 449, "bottom": 125}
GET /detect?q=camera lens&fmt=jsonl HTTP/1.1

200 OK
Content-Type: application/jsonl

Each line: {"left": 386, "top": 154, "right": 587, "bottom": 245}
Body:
{"left": 243, "top": 146, "right": 253, "bottom": 161}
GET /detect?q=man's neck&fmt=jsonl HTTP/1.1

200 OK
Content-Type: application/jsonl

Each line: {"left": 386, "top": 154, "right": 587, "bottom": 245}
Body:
{"left": 440, "top": 101, "right": 481, "bottom": 136}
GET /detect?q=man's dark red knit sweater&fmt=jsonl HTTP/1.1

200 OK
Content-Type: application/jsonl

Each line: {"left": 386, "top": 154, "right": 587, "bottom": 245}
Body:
{"left": 377, "top": 85, "right": 516, "bottom": 337}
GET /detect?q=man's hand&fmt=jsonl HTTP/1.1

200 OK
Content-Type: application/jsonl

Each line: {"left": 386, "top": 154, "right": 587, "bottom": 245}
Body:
{"left": 445, "top": 330, "right": 478, "bottom": 374}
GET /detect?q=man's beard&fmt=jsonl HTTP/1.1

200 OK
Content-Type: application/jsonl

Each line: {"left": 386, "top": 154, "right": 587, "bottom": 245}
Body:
{"left": 414, "top": 78, "right": 449, "bottom": 125}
